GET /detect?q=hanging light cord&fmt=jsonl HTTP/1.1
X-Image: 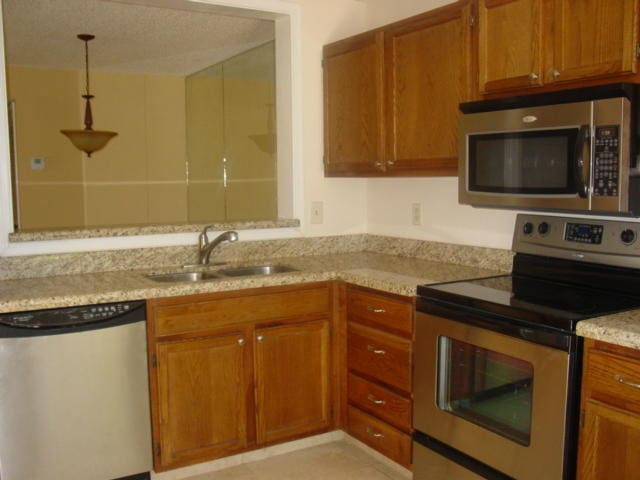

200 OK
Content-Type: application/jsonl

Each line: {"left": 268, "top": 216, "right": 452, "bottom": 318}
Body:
{"left": 84, "top": 38, "right": 90, "bottom": 96}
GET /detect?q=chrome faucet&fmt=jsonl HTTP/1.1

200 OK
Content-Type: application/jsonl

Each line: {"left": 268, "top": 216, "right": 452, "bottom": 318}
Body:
{"left": 197, "top": 227, "right": 238, "bottom": 265}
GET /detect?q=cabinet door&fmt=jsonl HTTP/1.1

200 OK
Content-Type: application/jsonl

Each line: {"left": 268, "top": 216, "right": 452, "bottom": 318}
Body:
{"left": 255, "top": 320, "right": 331, "bottom": 444}
{"left": 154, "top": 333, "right": 249, "bottom": 470}
{"left": 323, "top": 32, "right": 385, "bottom": 176}
{"left": 478, "top": 0, "right": 544, "bottom": 93}
{"left": 384, "top": 1, "right": 473, "bottom": 175}
{"left": 578, "top": 399, "right": 640, "bottom": 480}
{"left": 551, "top": 0, "right": 638, "bottom": 84}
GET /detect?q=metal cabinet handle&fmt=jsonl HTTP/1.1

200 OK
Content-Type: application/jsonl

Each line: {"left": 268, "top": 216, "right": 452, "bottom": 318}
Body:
{"left": 529, "top": 72, "right": 538, "bottom": 80}
{"left": 552, "top": 69, "right": 561, "bottom": 79}
{"left": 614, "top": 374, "right": 640, "bottom": 390}
{"left": 366, "top": 306, "right": 386, "bottom": 314}
{"left": 257, "top": 335, "right": 264, "bottom": 343}
{"left": 238, "top": 338, "right": 245, "bottom": 346}
{"left": 367, "top": 345, "right": 386, "bottom": 355}
{"left": 366, "top": 427, "right": 384, "bottom": 438}
{"left": 367, "top": 394, "right": 386, "bottom": 406}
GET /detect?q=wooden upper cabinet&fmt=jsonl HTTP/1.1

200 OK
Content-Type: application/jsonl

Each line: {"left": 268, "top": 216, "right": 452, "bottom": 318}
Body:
{"left": 323, "top": 31, "right": 385, "bottom": 176}
{"left": 478, "top": 0, "right": 544, "bottom": 93}
{"left": 384, "top": 1, "right": 473, "bottom": 175}
{"left": 255, "top": 319, "right": 331, "bottom": 444}
{"left": 155, "top": 332, "right": 249, "bottom": 470}
{"left": 551, "top": 0, "right": 638, "bottom": 84}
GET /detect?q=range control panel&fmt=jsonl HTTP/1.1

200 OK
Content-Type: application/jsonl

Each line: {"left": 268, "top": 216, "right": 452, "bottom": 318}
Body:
{"left": 593, "top": 125, "right": 620, "bottom": 197}
{"left": 513, "top": 214, "right": 640, "bottom": 269}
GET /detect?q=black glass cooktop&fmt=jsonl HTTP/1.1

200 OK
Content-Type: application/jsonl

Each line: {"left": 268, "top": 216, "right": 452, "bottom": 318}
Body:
{"left": 417, "top": 274, "right": 640, "bottom": 333}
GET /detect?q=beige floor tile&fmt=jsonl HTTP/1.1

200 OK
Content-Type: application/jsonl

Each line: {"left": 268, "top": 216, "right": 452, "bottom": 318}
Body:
{"left": 183, "top": 441, "right": 403, "bottom": 480}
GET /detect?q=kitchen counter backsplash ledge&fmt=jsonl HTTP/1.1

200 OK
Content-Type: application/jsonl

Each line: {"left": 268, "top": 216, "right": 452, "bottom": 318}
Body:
{"left": 0, "top": 234, "right": 513, "bottom": 281}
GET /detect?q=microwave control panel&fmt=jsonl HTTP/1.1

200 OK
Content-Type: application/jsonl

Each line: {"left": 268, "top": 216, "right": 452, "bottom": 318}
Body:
{"left": 593, "top": 125, "right": 619, "bottom": 197}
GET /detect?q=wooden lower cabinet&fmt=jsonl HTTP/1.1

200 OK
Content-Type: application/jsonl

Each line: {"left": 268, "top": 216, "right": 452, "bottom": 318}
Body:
{"left": 255, "top": 320, "right": 331, "bottom": 444}
{"left": 147, "top": 283, "right": 334, "bottom": 471}
{"left": 578, "top": 339, "right": 640, "bottom": 480}
{"left": 155, "top": 332, "right": 250, "bottom": 468}
{"left": 344, "top": 285, "right": 414, "bottom": 467}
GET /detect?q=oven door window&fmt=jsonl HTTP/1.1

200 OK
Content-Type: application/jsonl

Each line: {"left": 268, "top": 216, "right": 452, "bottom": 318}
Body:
{"left": 468, "top": 128, "right": 580, "bottom": 194}
{"left": 437, "top": 336, "right": 534, "bottom": 446}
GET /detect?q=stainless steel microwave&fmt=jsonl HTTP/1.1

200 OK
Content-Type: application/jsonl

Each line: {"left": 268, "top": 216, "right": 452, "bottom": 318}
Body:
{"left": 459, "top": 84, "right": 640, "bottom": 216}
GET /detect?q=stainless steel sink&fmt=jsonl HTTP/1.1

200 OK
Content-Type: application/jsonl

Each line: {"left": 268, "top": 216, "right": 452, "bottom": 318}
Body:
{"left": 218, "top": 264, "right": 298, "bottom": 277}
{"left": 146, "top": 271, "right": 220, "bottom": 283}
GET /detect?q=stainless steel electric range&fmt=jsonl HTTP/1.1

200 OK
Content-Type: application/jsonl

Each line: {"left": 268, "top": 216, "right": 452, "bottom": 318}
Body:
{"left": 414, "top": 213, "right": 640, "bottom": 480}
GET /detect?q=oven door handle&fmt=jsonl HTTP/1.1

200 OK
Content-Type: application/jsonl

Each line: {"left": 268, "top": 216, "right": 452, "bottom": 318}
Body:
{"left": 573, "top": 125, "right": 590, "bottom": 199}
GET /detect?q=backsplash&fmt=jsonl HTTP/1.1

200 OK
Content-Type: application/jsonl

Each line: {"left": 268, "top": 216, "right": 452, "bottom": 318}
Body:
{"left": 0, "top": 234, "right": 512, "bottom": 281}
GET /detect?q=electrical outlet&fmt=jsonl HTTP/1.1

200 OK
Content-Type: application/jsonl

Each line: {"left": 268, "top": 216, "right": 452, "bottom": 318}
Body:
{"left": 311, "top": 201, "right": 324, "bottom": 224}
{"left": 411, "top": 203, "right": 422, "bottom": 226}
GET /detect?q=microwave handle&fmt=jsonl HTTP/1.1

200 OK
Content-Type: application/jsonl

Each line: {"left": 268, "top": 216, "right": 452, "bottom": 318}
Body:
{"left": 573, "top": 125, "right": 590, "bottom": 199}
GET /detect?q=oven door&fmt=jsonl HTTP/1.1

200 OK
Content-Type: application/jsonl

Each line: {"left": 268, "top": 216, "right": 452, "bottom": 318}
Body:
{"left": 414, "top": 311, "right": 571, "bottom": 480}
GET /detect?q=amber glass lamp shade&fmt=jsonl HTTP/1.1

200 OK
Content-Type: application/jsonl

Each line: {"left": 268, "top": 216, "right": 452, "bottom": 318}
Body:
{"left": 61, "top": 128, "right": 117, "bottom": 157}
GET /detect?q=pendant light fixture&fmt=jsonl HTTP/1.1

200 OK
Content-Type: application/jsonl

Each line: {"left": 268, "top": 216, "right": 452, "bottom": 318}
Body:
{"left": 61, "top": 34, "right": 117, "bottom": 157}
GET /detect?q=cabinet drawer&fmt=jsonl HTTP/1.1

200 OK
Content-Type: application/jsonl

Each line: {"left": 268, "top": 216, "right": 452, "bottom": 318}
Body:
{"left": 347, "top": 405, "right": 412, "bottom": 468}
{"left": 348, "top": 373, "right": 411, "bottom": 432}
{"left": 347, "top": 322, "right": 411, "bottom": 393}
{"left": 586, "top": 350, "right": 640, "bottom": 415}
{"left": 151, "top": 285, "right": 330, "bottom": 337}
{"left": 347, "top": 289, "right": 413, "bottom": 337}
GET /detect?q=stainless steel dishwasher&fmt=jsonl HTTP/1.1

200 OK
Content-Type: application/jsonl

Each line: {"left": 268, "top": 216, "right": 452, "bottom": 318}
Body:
{"left": 0, "top": 300, "right": 152, "bottom": 480}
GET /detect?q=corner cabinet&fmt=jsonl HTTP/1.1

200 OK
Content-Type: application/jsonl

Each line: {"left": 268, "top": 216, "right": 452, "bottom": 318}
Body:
{"left": 578, "top": 339, "right": 640, "bottom": 480}
{"left": 146, "top": 283, "right": 335, "bottom": 471}
{"left": 323, "top": 1, "right": 474, "bottom": 177}
{"left": 478, "top": 0, "right": 640, "bottom": 96}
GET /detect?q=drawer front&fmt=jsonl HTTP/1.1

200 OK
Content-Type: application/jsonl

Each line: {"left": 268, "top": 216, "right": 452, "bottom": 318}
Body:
{"left": 153, "top": 286, "right": 330, "bottom": 337}
{"left": 347, "top": 289, "right": 413, "bottom": 337}
{"left": 586, "top": 350, "right": 640, "bottom": 415}
{"left": 347, "top": 405, "right": 412, "bottom": 468}
{"left": 347, "top": 322, "right": 411, "bottom": 393}
{"left": 348, "top": 373, "right": 411, "bottom": 432}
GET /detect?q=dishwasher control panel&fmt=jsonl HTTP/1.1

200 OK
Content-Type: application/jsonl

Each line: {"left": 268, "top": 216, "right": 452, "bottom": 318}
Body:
{"left": 0, "top": 301, "right": 145, "bottom": 329}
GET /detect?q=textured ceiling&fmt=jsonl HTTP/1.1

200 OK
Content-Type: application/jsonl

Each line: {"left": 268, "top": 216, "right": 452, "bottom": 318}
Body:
{"left": 2, "top": 0, "right": 275, "bottom": 76}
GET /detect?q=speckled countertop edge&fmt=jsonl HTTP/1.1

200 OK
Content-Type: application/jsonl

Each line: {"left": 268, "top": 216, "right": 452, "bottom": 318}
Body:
{"left": 9, "top": 218, "right": 300, "bottom": 242}
{"left": 577, "top": 312, "right": 640, "bottom": 350}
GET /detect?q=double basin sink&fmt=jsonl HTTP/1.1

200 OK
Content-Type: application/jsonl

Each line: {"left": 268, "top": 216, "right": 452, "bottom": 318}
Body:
{"left": 147, "top": 264, "right": 298, "bottom": 283}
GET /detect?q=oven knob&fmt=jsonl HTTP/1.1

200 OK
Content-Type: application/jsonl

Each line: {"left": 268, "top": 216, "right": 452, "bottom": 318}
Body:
{"left": 523, "top": 222, "right": 534, "bottom": 235}
{"left": 621, "top": 229, "right": 636, "bottom": 245}
{"left": 538, "top": 222, "right": 550, "bottom": 235}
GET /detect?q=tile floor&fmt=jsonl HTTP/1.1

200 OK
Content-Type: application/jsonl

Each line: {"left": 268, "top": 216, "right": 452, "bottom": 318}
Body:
{"left": 183, "top": 441, "right": 409, "bottom": 480}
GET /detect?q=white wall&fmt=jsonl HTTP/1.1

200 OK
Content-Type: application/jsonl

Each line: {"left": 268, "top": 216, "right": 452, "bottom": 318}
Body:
{"left": 290, "top": 0, "right": 370, "bottom": 237}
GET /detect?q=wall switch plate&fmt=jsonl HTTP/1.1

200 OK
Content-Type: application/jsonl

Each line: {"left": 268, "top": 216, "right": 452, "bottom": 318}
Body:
{"left": 311, "top": 201, "right": 324, "bottom": 224}
{"left": 30, "top": 156, "right": 45, "bottom": 171}
{"left": 411, "top": 203, "right": 422, "bottom": 226}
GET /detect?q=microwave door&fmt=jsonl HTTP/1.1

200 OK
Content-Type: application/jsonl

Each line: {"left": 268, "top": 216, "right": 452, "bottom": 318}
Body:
{"left": 462, "top": 126, "right": 591, "bottom": 212}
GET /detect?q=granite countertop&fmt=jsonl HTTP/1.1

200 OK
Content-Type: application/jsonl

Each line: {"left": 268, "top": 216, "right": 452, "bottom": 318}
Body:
{"left": 2, "top": 248, "right": 639, "bottom": 350}
{"left": 0, "top": 252, "right": 502, "bottom": 314}
{"left": 577, "top": 312, "right": 640, "bottom": 350}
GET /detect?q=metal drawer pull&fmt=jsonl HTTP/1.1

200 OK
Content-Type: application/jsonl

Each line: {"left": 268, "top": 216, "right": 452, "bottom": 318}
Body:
{"left": 367, "top": 345, "right": 386, "bottom": 355}
{"left": 366, "top": 427, "right": 384, "bottom": 438}
{"left": 366, "top": 306, "right": 386, "bottom": 314}
{"left": 238, "top": 338, "right": 245, "bottom": 346}
{"left": 614, "top": 374, "right": 640, "bottom": 390}
{"left": 367, "top": 394, "right": 386, "bottom": 406}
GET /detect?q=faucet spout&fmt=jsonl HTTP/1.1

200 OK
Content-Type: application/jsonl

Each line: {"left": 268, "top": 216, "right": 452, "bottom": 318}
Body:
{"left": 198, "top": 228, "right": 238, "bottom": 265}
